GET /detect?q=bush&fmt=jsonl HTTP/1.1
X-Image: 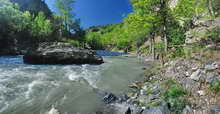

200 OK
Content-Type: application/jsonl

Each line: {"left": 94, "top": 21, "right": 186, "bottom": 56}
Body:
{"left": 168, "top": 48, "right": 185, "bottom": 58}
{"left": 116, "top": 39, "right": 131, "bottom": 50}
{"left": 31, "top": 12, "right": 53, "bottom": 41}
{"left": 207, "top": 27, "right": 220, "bottom": 43}
{"left": 67, "top": 39, "right": 82, "bottom": 47}
{"left": 86, "top": 32, "right": 103, "bottom": 49}
{"left": 209, "top": 80, "right": 220, "bottom": 94}
{"left": 154, "top": 42, "right": 165, "bottom": 53}
{"left": 163, "top": 79, "right": 187, "bottom": 113}
{"left": 0, "top": 0, "right": 27, "bottom": 38}
{"left": 167, "top": 23, "right": 185, "bottom": 45}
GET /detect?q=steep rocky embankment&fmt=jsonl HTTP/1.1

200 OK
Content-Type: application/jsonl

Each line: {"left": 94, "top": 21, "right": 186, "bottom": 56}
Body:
{"left": 126, "top": 59, "right": 220, "bottom": 113}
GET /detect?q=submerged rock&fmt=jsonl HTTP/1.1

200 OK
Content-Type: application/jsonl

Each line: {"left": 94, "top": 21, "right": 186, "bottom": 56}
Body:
{"left": 103, "top": 93, "right": 118, "bottom": 104}
{"left": 23, "top": 42, "right": 104, "bottom": 65}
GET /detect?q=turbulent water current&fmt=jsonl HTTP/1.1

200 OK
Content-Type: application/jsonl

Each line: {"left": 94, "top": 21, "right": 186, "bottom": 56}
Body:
{"left": 0, "top": 55, "right": 144, "bottom": 114}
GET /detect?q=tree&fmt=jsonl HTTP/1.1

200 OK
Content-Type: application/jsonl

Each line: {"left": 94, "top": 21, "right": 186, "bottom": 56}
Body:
{"left": 0, "top": 0, "right": 28, "bottom": 53}
{"left": 0, "top": 0, "right": 26, "bottom": 39}
{"left": 207, "top": 0, "right": 220, "bottom": 17}
{"left": 55, "top": 0, "right": 75, "bottom": 32}
{"left": 159, "top": 0, "right": 169, "bottom": 53}
{"left": 31, "top": 12, "right": 52, "bottom": 42}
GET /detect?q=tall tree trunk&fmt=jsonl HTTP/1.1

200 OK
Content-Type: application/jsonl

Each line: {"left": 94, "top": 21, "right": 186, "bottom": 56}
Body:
{"left": 150, "top": 33, "right": 155, "bottom": 59}
{"left": 150, "top": 35, "right": 153, "bottom": 56}
{"left": 163, "top": 26, "right": 168, "bottom": 53}
{"left": 160, "top": 0, "right": 168, "bottom": 53}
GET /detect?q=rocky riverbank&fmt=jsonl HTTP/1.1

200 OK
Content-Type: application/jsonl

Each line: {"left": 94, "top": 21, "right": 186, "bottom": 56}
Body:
{"left": 99, "top": 56, "right": 220, "bottom": 114}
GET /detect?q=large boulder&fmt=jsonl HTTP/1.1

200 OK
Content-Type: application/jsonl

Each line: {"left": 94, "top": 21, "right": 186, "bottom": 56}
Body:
{"left": 23, "top": 42, "right": 104, "bottom": 65}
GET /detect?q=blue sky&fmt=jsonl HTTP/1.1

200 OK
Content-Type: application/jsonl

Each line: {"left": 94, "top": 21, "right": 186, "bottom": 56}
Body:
{"left": 45, "top": 0, "right": 132, "bottom": 28}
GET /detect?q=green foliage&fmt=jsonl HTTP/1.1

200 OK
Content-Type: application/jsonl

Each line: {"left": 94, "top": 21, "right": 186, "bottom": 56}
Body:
{"left": 55, "top": 0, "right": 78, "bottom": 33}
{"left": 168, "top": 48, "right": 185, "bottom": 58}
{"left": 167, "top": 21, "right": 185, "bottom": 45}
{"left": 116, "top": 38, "right": 131, "bottom": 50}
{"left": 67, "top": 39, "right": 82, "bottom": 47}
{"left": 164, "top": 87, "right": 185, "bottom": 98}
{"left": 0, "top": 0, "right": 26, "bottom": 35}
{"left": 86, "top": 32, "right": 103, "bottom": 49}
{"left": 209, "top": 80, "right": 220, "bottom": 94}
{"left": 31, "top": 12, "right": 52, "bottom": 39}
{"left": 85, "top": 0, "right": 160, "bottom": 51}
{"left": 213, "top": 0, "right": 220, "bottom": 16}
{"left": 163, "top": 79, "right": 187, "bottom": 113}
{"left": 154, "top": 42, "right": 165, "bottom": 53}
{"left": 172, "top": 0, "right": 206, "bottom": 23}
{"left": 207, "top": 27, "right": 220, "bottom": 43}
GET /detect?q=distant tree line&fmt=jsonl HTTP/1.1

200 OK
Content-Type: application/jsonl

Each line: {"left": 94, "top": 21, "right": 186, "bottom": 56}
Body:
{"left": 85, "top": 0, "right": 220, "bottom": 56}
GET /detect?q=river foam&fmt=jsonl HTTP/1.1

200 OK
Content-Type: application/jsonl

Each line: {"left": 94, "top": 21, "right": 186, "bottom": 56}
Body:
{"left": 0, "top": 56, "right": 144, "bottom": 114}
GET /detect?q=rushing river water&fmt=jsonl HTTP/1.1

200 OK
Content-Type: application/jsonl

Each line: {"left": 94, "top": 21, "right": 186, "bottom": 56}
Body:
{"left": 0, "top": 55, "right": 145, "bottom": 114}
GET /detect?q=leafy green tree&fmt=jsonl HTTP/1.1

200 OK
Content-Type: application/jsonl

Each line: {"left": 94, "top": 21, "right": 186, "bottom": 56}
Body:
{"left": 208, "top": 0, "right": 220, "bottom": 17}
{"left": 86, "top": 32, "right": 103, "bottom": 49}
{"left": 31, "top": 12, "right": 52, "bottom": 42}
{"left": 0, "top": 0, "right": 28, "bottom": 53}
{"left": 55, "top": 0, "right": 75, "bottom": 32}
{"left": 0, "top": 0, "right": 28, "bottom": 43}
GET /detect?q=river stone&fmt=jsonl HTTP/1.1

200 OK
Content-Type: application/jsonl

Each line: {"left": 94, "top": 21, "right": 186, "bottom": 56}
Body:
{"left": 182, "top": 105, "right": 193, "bottom": 114}
{"left": 190, "top": 69, "right": 202, "bottom": 81}
{"left": 141, "top": 106, "right": 170, "bottom": 114}
{"left": 23, "top": 42, "right": 104, "bottom": 65}
{"left": 101, "top": 103, "right": 141, "bottom": 114}
{"left": 103, "top": 93, "right": 118, "bottom": 104}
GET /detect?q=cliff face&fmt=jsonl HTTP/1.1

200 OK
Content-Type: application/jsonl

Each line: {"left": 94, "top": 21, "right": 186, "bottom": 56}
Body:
{"left": 10, "top": 0, "right": 52, "bottom": 17}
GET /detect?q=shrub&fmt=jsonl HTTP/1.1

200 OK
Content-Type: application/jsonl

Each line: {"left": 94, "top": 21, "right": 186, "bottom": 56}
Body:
{"left": 167, "top": 23, "right": 185, "bottom": 45}
{"left": 154, "top": 42, "right": 165, "bottom": 53}
{"left": 209, "top": 80, "right": 220, "bottom": 94}
{"left": 86, "top": 32, "right": 103, "bottom": 49}
{"left": 168, "top": 48, "right": 185, "bottom": 58}
{"left": 31, "top": 12, "right": 53, "bottom": 41}
{"left": 116, "top": 39, "right": 131, "bottom": 51}
{"left": 207, "top": 27, "right": 220, "bottom": 43}
{"left": 163, "top": 79, "right": 187, "bottom": 113}
{"left": 67, "top": 39, "right": 81, "bottom": 47}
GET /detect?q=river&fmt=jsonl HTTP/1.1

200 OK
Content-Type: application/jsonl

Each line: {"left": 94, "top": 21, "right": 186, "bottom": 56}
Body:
{"left": 0, "top": 55, "right": 145, "bottom": 114}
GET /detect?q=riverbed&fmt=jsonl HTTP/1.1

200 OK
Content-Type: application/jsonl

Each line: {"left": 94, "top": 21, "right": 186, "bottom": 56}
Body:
{"left": 0, "top": 56, "right": 145, "bottom": 114}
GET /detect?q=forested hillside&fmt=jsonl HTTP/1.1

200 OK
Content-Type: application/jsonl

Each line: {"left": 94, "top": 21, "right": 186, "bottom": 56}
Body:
{"left": 85, "top": 0, "right": 220, "bottom": 56}
{"left": 11, "top": 0, "right": 52, "bottom": 17}
{"left": 0, "top": 0, "right": 220, "bottom": 57}
{"left": 0, "top": 0, "right": 83, "bottom": 55}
